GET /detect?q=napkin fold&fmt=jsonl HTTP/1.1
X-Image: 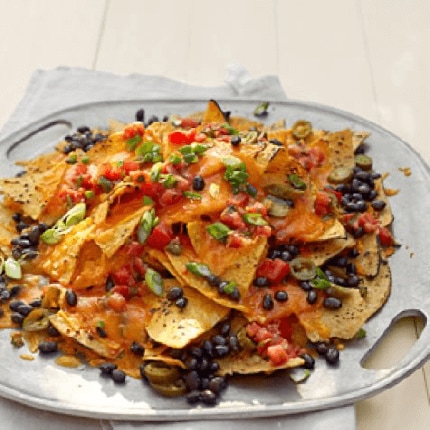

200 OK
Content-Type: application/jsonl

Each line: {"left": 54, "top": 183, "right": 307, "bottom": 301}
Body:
{"left": 0, "top": 65, "right": 355, "bottom": 430}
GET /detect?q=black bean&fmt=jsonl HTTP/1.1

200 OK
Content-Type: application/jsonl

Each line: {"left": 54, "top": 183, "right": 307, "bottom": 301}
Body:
{"left": 77, "top": 125, "right": 90, "bottom": 134}
{"left": 346, "top": 274, "right": 360, "bottom": 288}
{"left": 167, "top": 286, "right": 183, "bottom": 301}
{"left": 9, "top": 300, "right": 25, "bottom": 312}
{"left": 353, "top": 226, "right": 365, "bottom": 238}
{"left": 208, "top": 376, "right": 226, "bottom": 394}
{"left": 230, "top": 135, "right": 241, "bottom": 146}
{"left": 111, "top": 369, "right": 126, "bottom": 383}
{"left": 187, "top": 389, "right": 201, "bottom": 404}
{"left": 214, "top": 345, "right": 230, "bottom": 357}
{"left": 185, "top": 357, "right": 199, "bottom": 370}
{"left": 300, "top": 281, "right": 313, "bottom": 291}
{"left": 11, "top": 312, "right": 24, "bottom": 325}
{"left": 209, "top": 361, "right": 220, "bottom": 373}
{"left": 105, "top": 276, "right": 115, "bottom": 292}
{"left": 0, "top": 290, "right": 11, "bottom": 303}
{"left": 202, "top": 339, "right": 214, "bottom": 357}
{"left": 371, "top": 200, "right": 386, "bottom": 211}
{"left": 269, "top": 138, "right": 283, "bottom": 146}
{"left": 315, "top": 342, "right": 329, "bottom": 356}
{"left": 228, "top": 335, "right": 240, "bottom": 353}
{"left": 211, "top": 335, "right": 227, "bottom": 346}
{"left": 47, "top": 325, "right": 61, "bottom": 337}
{"left": 267, "top": 248, "right": 281, "bottom": 259}
{"left": 274, "top": 290, "right": 289, "bottom": 302}
{"left": 354, "top": 171, "right": 371, "bottom": 182}
{"left": 280, "top": 250, "right": 292, "bottom": 262}
{"left": 29, "top": 298, "right": 42, "bottom": 308}
{"left": 100, "top": 362, "right": 117, "bottom": 375}
{"left": 192, "top": 175, "right": 205, "bottom": 191}
{"left": 28, "top": 226, "right": 42, "bottom": 244}
{"left": 16, "top": 221, "right": 29, "bottom": 232}
{"left": 175, "top": 296, "right": 188, "bottom": 309}
{"left": 346, "top": 262, "right": 357, "bottom": 275}
{"left": 325, "top": 346, "right": 340, "bottom": 365}
{"left": 65, "top": 289, "right": 78, "bottom": 307}
{"left": 287, "top": 245, "right": 299, "bottom": 256}
{"left": 253, "top": 276, "right": 269, "bottom": 287}
{"left": 306, "top": 290, "right": 318, "bottom": 304}
{"left": 200, "top": 389, "right": 217, "bottom": 405}
{"left": 262, "top": 294, "right": 274, "bottom": 310}
{"left": 190, "top": 346, "right": 204, "bottom": 358}
{"left": 198, "top": 357, "right": 210, "bottom": 373}
{"left": 206, "top": 274, "right": 221, "bottom": 287}
{"left": 12, "top": 212, "right": 22, "bottom": 223}
{"left": 17, "top": 304, "right": 33, "bottom": 317}
{"left": 300, "top": 353, "right": 315, "bottom": 369}
{"left": 135, "top": 108, "right": 145, "bottom": 122}
{"left": 185, "top": 370, "right": 200, "bottom": 390}
{"left": 220, "top": 321, "right": 231, "bottom": 336}
{"left": 21, "top": 249, "right": 39, "bottom": 261}
{"left": 96, "top": 326, "right": 107, "bottom": 338}
{"left": 324, "top": 297, "right": 342, "bottom": 309}
{"left": 130, "top": 341, "right": 145, "bottom": 355}
{"left": 38, "top": 341, "right": 58, "bottom": 354}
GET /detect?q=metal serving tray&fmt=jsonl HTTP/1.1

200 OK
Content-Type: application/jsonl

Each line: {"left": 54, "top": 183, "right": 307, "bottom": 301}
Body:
{"left": 0, "top": 99, "right": 428, "bottom": 421}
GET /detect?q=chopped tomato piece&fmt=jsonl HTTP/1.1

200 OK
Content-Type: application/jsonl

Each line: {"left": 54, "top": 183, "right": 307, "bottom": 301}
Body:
{"left": 112, "top": 266, "right": 135, "bottom": 287}
{"left": 123, "top": 160, "right": 140, "bottom": 173}
{"left": 168, "top": 129, "right": 196, "bottom": 145}
{"left": 124, "top": 242, "right": 145, "bottom": 257}
{"left": 220, "top": 210, "right": 247, "bottom": 230}
{"left": 180, "top": 118, "right": 200, "bottom": 128}
{"left": 100, "top": 162, "right": 124, "bottom": 181}
{"left": 227, "top": 192, "right": 249, "bottom": 208}
{"left": 147, "top": 222, "right": 173, "bottom": 250}
{"left": 159, "top": 189, "right": 183, "bottom": 206}
{"left": 254, "top": 225, "right": 272, "bottom": 237}
{"left": 106, "top": 292, "right": 127, "bottom": 312}
{"left": 378, "top": 226, "right": 394, "bottom": 246}
{"left": 314, "top": 191, "right": 332, "bottom": 217}
{"left": 257, "top": 258, "right": 291, "bottom": 284}
{"left": 112, "top": 285, "right": 131, "bottom": 300}
{"left": 267, "top": 344, "right": 288, "bottom": 366}
{"left": 123, "top": 122, "right": 144, "bottom": 139}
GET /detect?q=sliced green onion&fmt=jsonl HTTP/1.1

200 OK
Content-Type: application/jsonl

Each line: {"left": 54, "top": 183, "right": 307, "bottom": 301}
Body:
{"left": 356, "top": 328, "right": 366, "bottom": 339}
{"left": 186, "top": 262, "right": 212, "bottom": 278}
{"left": 242, "top": 213, "right": 268, "bottom": 226}
{"left": 98, "top": 176, "right": 114, "bottom": 193}
{"left": 222, "top": 123, "right": 239, "bottom": 135}
{"left": 143, "top": 196, "right": 154, "bottom": 206}
{"left": 5, "top": 256, "right": 22, "bottom": 279}
{"left": 183, "top": 191, "right": 202, "bottom": 200}
{"left": 160, "top": 173, "right": 178, "bottom": 189}
{"left": 137, "top": 209, "right": 158, "bottom": 244}
{"left": 126, "top": 134, "right": 142, "bottom": 151}
{"left": 40, "top": 226, "right": 64, "bottom": 245}
{"left": 169, "top": 153, "right": 182, "bottom": 165}
{"left": 150, "top": 162, "right": 163, "bottom": 182}
{"left": 288, "top": 174, "right": 307, "bottom": 191}
{"left": 66, "top": 154, "right": 77, "bottom": 164}
{"left": 253, "top": 102, "right": 269, "bottom": 117}
{"left": 145, "top": 268, "right": 164, "bottom": 296}
{"left": 63, "top": 203, "right": 86, "bottom": 227}
{"left": 220, "top": 280, "right": 237, "bottom": 295}
{"left": 206, "top": 222, "right": 231, "bottom": 240}
{"left": 81, "top": 156, "right": 90, "bottom": 164}
{"left": 84, "top": 190, "right": 95, "bottom": 200}
{"left": 190, "top": 143, "right": 209, "bottom": 155}
{"left": 310, "top": 267, "right": 332, "bottom": 290}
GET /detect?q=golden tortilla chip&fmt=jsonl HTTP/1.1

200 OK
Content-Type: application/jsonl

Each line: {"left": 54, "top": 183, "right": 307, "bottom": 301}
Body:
{"left": 40, "top": 217, "right": 95, "bottom": 284}
{"left": 146, "top": 283, "right": 230, "bottom": 349}
{"left": 49, "top": 310, "right": 123, "bottom": 359}
{"left": 300, "top": 263, "right": 391, "bottom": 341}
{"left": 352, "top": 131, "right": 370, "bottom": 151}
{"left": 94, "top": 205, "right": 150, "bottom": 258}
{"left": 355, "top": 232, "right": 380, "bottom": 277}
{"left": 301, "top": 234, "right": 356, "bottom": 266}
{"left": 0, "top": 162, "right": 66, "bottom": 220}
{"left": 203, "top": 99, "right": 228, "bottom": 123}
{"left": 327, "top": 129, "right": 355, "bottom": 170}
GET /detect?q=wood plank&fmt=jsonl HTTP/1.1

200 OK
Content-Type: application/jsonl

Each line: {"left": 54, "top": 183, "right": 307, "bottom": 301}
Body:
{"left": 95, "top": 0, "right": 192, "bottom": 81}
{"left": 361, "top": 0, "right": 430, "bottom": 164}
{"left": 0, "top": 0, "right": 107, "bottom": 129}
{"left": 276, "top": 0, "right": 377, "bottom": 121}
{"left": 186, "top": 0, "right": 277, "bottom": 85}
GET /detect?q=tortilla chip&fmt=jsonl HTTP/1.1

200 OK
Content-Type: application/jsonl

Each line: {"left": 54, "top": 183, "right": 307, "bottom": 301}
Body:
{"left": 327, "top": 129, "right": 355, "bottom": 170}
{"left": 49, "top": 310, "right": 123, "bottom": 359}
{"left": 373, "top": 178, "right": 393, "bottom": 227}
{"left": 203, "top": 100, "right": 228, "bottom": 123}
{"left": 300, "top": 263, "right": 391, "bottom": 341}
{"left": 0, "top": 162, "right": 66, "bottom": 220}
{"left": 146, "top": 284, "right": 230, "bottom": 349}
{"left": 40, "top": 217, "right": 95, "bottom": 284}
{"left": 352, "top": 131, "right": 370, "bottom": 151}
{"left": 0, "top": 202, "right": 18, "bottom": 247}
{"left": 217, "top": 351, "right": 304, "bottom": 376}
{"left": 301, "top": 234, "right": 356, "bottom": 266}
{"left": 355, "top": 232, "right": 380, "bottom": 277}
{"left": 94, "top": 205, "right": 150, "bottom": 258}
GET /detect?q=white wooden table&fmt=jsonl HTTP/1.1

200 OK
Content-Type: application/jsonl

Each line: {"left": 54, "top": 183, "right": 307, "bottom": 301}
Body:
{"left": 0, "top": 1, "right": 429, "bottom": 428}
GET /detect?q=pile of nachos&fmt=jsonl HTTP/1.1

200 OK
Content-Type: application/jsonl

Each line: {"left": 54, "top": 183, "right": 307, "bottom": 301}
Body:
{"left": 0, "top": 100, "right": 396, "bottom": 404}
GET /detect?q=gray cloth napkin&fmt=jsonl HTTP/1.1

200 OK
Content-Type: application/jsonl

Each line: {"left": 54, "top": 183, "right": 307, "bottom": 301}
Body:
{"left": 0, "top": 65, "right": 355, "bottom": 430}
